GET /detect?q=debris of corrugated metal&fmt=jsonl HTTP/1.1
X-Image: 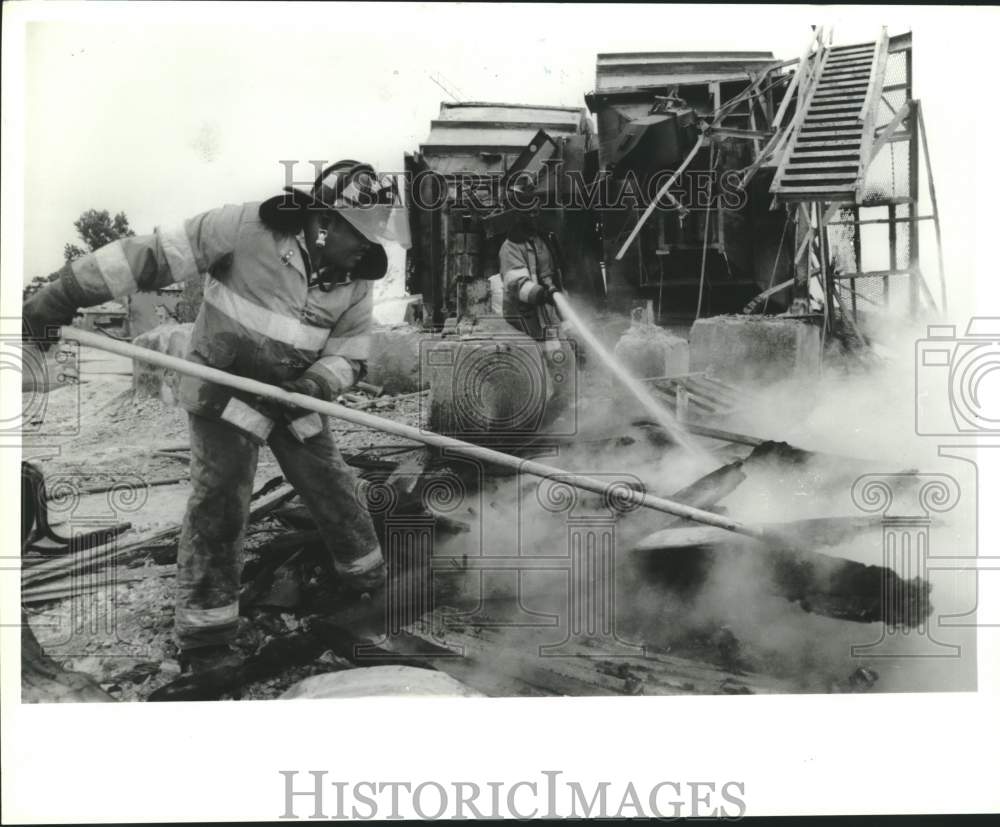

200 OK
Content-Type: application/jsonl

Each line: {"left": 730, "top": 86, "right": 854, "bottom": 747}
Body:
{"left": 418, "top": 101, "right": 593, "bottom": 176}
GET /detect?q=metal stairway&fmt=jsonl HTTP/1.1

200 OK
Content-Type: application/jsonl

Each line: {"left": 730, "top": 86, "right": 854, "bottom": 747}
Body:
{"left": 771, "top": 33, "right": 888, "bottom": 202}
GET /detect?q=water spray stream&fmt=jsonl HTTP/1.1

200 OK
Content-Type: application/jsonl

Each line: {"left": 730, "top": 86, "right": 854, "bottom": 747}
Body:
{"left": 551, "top": 291, "right": 711, "bottom": 463}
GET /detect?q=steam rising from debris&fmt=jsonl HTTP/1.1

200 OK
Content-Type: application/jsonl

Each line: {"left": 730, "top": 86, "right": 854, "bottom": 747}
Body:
{"left": 428, "top": 312, "right": 976, "bottom": 693}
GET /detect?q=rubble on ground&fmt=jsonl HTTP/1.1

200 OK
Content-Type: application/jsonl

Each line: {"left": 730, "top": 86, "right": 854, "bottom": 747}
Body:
{"left": 21, "top": 344, "right": 939, "bottom": 701}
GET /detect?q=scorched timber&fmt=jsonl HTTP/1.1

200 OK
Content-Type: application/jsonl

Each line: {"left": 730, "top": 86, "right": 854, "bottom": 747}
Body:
{"left": 394, "top": 611, "right": 797, "bottom": 696}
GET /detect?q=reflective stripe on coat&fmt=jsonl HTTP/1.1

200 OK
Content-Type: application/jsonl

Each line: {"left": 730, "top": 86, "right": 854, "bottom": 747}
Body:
{"left": 66, "top": 201, "right": 373, "bottom": 441}
{"left": 499, "top": 235, "right": 561, "bottom": 341}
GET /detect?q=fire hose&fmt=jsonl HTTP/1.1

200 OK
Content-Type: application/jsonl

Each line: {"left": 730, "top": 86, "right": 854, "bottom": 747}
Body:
{"left": 59, "top": 326, "right": 768, "bottom": 541}
{"left": 539, "top": 233, "right": 705, "bottom": 460}
{"left": 550, "top": 290, "right": 707, "bottom": 459}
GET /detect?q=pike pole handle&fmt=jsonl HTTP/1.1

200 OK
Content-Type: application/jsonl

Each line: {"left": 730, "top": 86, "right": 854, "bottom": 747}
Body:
{"left": 59, "top": 325, "right": 762, "bottom": 540}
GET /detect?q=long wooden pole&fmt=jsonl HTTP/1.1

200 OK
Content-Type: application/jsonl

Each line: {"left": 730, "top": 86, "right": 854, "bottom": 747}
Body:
{"left": 60, "top": 327, "right": 759, "bottom": 539}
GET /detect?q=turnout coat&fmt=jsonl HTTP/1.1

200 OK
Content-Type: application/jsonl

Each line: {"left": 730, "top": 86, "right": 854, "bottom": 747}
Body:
{"left": 58, "top": 202, "right": 372, "bottom": 441}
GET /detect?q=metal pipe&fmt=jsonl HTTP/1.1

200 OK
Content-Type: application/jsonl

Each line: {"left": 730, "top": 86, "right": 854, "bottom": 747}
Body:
{"left": 858, "top": 27, "right": 890, "bottom": 127}
{"left": 916, "top": 102, "right": 948, "bottom": 313}
{"left": 615, "top": 135, "right": 706, "bottom": 261}
{"left": 60, "top": 326, "right": 756, "bottom": 538}
{"left": 772, "top": 26, "right": 824, "bottom": 128}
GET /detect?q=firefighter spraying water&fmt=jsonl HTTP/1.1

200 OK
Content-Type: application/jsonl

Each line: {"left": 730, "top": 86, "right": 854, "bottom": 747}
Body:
{"left": 499, "top": 178, "right": 709, "bottom": 461}
{"left": 22, "top": 160, "right": 408, "bottom": 674}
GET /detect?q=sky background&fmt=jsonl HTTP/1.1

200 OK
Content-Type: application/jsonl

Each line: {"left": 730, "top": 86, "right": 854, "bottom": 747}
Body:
{"left": 15, "top": 3, "right": 999, "bottom": 318}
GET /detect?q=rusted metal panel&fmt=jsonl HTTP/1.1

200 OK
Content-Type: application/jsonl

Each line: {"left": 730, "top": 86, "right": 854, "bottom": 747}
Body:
{"left": 418, "top": 101, "right": 593, "bottom": 168}
{"left": 598, "top": 50, "right": 776, "bottom": 64}
{"left": 430, "top": 119, "right": 582, "bottom": 131}
{"left": 423, "top": 125, "right": 576, "bottom": 149}
{"left": 596, "top": 70, "right": 771, "bottom": 92}
{"left": 421, "top": 153, "right": 512, "bottom": 175}
{"left": 888, "top": 31, "right": 912, "bottom": 53}
{"left": 595, "top": 51, "right": 778, "bottom": 94}
{"left": 604, "top": 110, "right": 698, "bottom": 174}
{"left": 437, "top": 102, "right": 588, "bottom": 127}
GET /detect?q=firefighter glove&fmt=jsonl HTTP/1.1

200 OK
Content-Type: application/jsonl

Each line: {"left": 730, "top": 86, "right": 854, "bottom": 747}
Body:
{"left": 281, "top": 376, "right": 326, "bottom": 400}
{"left": 22, "top": 277, "right": 81, "bottom": 351}
{"left": 538, "top": 276, "right": 559, "bottom": 306}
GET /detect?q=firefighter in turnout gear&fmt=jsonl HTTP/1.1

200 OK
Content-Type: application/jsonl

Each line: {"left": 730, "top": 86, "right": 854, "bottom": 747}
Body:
{"left": 498, "top": 189, "right": 562, "bottom": 341}
{"left": 23, "top": 161, "right": 408, "bottom": 672}
{"left": 498, "top": 178, "right": 577, "bottom": 426}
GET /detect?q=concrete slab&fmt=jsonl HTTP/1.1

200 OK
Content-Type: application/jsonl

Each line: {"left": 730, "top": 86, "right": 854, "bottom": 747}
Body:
{"left": 613, "top": 324, "right": 690, "bottom": 379}
{"left": 689, "top": 314, "right": 822, "bottom": 385}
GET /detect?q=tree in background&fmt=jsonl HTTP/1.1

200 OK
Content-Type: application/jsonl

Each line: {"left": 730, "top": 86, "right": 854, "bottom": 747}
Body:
{"left": 63, "top": 209, "right": 135, "bottom": 263}
{"left": 22, "top": 271, "right": 61, "bottom": 299}
{"left": 24, "top": 209, "right": 135, "bottom": 300}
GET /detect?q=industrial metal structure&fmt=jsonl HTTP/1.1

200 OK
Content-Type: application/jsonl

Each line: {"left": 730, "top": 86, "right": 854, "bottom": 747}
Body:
{"left": 404, "top": 101, "right": 598, "bottom": 326}
{"left": 758, "top": 28, "right": 947, "bottom": 327}
{"left": 589, "top": 49, "right": 791, "bottom": 321}
{"left": 403, "top": 26, "right": 945, "bottom": 346}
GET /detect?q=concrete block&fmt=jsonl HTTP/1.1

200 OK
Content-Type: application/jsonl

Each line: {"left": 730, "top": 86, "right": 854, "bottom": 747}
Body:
{"left": 613, "top": 323, "right": 690, "bottom": 379}
{"left": 689, "top": 315, "right": 821, "bottom": 385}
{"left": 367, "top": 324, "right": 430, "bottom": 394}
{"left": 132, "top": 322, "right": 193, "bottom": 404}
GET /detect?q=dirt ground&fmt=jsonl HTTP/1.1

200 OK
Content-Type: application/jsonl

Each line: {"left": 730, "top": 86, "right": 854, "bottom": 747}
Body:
{"left": 22, "top": 345, "right": 431, "bottom": 700}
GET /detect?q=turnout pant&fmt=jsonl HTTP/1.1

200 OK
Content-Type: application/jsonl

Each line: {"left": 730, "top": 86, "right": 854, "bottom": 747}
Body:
{"left": 175, "top": 412, "right": 384, "bottom": 650}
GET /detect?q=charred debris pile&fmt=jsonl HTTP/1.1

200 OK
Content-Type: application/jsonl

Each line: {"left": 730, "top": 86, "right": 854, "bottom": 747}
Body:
{"left": 20, "top": 26, "right": 945, "bottom": 701}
